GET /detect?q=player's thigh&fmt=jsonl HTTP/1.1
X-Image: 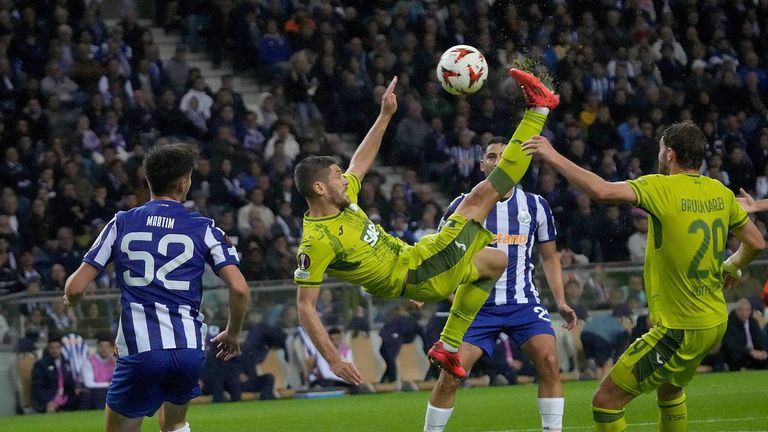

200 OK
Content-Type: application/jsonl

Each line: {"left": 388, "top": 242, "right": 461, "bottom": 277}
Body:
{"left": 105, "top": 405, "right": 144, "bottom": 432}
{"left": 462, "top": 308, "right": 503, "bottom": 366}
{"left": 164, "top": 349, "right": 206, "bottom": 405}
{"left": 107, "top": 351, "right": 170, "bottom": 418}
{"left": 521, "top": 333, "right": 558, "bottom": 372}
{"left": 609, "top": 324, "right": 725, "bottom": 396}
{"left": 453, "top": 180, "right": 499, "bottom": 222}
{"left": 472, "top": 247, "right": 507, "bottom": 279}
{"left": 107, "top": 349, "right": 204, "bottom": 419}
{"left": 404, "top": 214, "right": 493, "bottom": 302}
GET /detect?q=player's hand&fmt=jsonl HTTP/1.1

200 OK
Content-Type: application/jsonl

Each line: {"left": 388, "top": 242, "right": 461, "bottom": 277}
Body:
{"left": 409, "top": 299, "right": 424, "bottom": 311}
{"left": 212, "top": 328, "right": 241, "bottom": 361}
{"left": 557, "top": 302, "right": 577, "bottom": 330}
{"left": 521, "top": 135, "right": 557, "bottom": 161}
{"left": 722, "top": 260, "right": 742, "bottom": 291}
{"left": 737, "top": 188, "right": 758, "bottom": 213}
{"left": 380, "top": 76, "right": 398, "bottom": 119}
{"left": 330, "top": 358, "right": 363, "bottom": 386}
{"left": 62, "top": 294, "right": 71, "bottom": 307}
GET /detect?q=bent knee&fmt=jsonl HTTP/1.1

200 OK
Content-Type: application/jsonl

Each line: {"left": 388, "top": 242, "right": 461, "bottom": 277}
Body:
{"left": 537, "top": 353, "right": 560, "bottom": 377}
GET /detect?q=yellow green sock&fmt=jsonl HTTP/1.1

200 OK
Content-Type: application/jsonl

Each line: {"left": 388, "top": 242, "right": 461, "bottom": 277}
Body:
{"left": 487, "top": 110, "right": 547, "bottom": 197}
{"left": 658, "top": 393, "right": 687, "bottom": 432}
{"left": 440, "top": 278, "right": 493, "bottom": 348}
{"left": 593, "top": 406, "right": 626, "bottom": 432}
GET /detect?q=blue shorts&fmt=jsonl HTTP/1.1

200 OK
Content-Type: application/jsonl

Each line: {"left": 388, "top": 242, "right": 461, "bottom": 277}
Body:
{"left": 107, "top": 348, "right": 205, "bottom": 418}
{"left": 464, "top": 303, "right": 556, "bottom": 357}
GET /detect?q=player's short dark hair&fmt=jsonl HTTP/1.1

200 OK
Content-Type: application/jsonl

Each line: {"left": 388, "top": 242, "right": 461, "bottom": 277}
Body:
{"left": 484, "top": 136, "right": 509, "bottom": 151}
{"left": 143, "top": 142, "right": 200, "bottom": 196}
{"left": 328, "top": 327, "right": 342, "bottom": 336}
{"left": 661, "top": 121, "right": 706, "bottom": 170}
{"left": 294, "top": 155, "right": 339, "bottom": 198}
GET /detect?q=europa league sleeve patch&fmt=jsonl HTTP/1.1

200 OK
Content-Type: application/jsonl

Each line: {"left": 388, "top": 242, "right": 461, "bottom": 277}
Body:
{"left": 298, "top": 253, "right": 311, "bottom": 270}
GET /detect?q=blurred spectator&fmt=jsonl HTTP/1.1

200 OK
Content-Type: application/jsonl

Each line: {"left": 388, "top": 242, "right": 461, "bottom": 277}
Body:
{"left": 721, "top": 298, "right": 768, "bottom": 371}
{"left": 201, "top": 325, "right": 243, "bottom": 403}
{"left": 164, "top": 43, "right": 189, "bottom": 95}
{"left": 580, "top": 304, "right": 633, "bottom": 380}
{"left": 379, "top": 304, "right": 425, "bottom": 384}
{"left": 32, "top": 337, "right": 78, "bottom": 413}
{"left": 627, "top": 208, "right": 648, "bottom": 262}
{"left": 264, "top": 121, "right": 300, "bottom": 161}
{"left": 305, "top": 327, "right": 362, "bottom": 393}
{"left": 237, "top": 188, "right": 275, "bottom": 239}
{"left": 79, "top": 335, "right": 115, "bottom": 410}
{"left": 597, "top": 205, "right": 630, "bottom": 262}
{"left": 389, "top": 213, "right": 416, "bottom": 245}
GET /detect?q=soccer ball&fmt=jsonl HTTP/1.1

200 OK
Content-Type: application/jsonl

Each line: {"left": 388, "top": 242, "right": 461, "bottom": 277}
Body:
{"left": 436, "top": 45, "right": 488, "bottom": 95}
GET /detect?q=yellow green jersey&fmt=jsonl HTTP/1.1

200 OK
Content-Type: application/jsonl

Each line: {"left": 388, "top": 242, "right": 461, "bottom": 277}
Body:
{"left": 294, "top": 172, "right": 411, "bottom": 297}
{"left": 627, "top": 173, "right": 749, "bottom": 329}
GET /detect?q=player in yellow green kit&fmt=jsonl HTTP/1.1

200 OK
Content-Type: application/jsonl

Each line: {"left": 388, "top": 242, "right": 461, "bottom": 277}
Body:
{"left": 294, "top": 70, "right": 561, "bottom": 384}
{"left": 523, "top": 121, "right": 765, "bottom": 432}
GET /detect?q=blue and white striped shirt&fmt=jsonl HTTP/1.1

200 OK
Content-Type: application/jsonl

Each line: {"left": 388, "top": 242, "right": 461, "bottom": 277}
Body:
{"left": 84, "top": 200, "right": 240, "bottom": 357}
{"left": 442, "top": 188, "right": 556, "bottom": 306}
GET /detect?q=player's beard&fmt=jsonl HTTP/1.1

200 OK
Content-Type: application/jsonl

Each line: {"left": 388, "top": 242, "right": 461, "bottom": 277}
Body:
{"left": 332, "top": 186, "right": 351, "bottom": 209}
{"left": 658, "top": 155, "right": 669, "bottom": 175}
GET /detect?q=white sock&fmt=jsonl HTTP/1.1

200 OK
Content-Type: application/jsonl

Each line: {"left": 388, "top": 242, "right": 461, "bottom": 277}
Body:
{"left": 424, "top": 402, "right": 454, "bottom": 432}
{"left": 538, "top": 398, "right": 564, "bottom": 431}
{"left": 533, "top": 107, "right": 550, "bottom": 116}
{"left": 164, "top": 422, "right": 190, "bottom": 432}
{"left": 441, "top": 341, "right": 459, "bottom": 353}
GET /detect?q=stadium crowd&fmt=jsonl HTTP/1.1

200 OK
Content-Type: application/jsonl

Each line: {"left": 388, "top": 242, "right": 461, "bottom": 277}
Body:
{"left": 1, "top": 0, "right": 768, "bottom": 413}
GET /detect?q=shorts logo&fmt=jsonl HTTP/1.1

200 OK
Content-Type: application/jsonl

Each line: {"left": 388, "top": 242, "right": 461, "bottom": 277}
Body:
{"left": 518, "top": 209, "right": 532, "bottom": 225}
{"left": 298, "top": 253, "right": 311, "bottom": 270}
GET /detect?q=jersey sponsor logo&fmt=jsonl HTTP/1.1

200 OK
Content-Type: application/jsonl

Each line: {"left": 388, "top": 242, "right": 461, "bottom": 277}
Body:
{"left": 517, "top": 209, "right": 532, "bottom": 225}
{"left": 298, "top": 253, "right": 311, "bottom": 270}
{"left": 493, "top": 233, "right": 529, "bottom": 245}
{"left": 361, "top": 221, "right": 380, "bottom": 247}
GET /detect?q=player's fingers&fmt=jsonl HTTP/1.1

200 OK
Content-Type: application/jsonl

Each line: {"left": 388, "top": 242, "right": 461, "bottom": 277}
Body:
{"left": 385, "top": 76, "right": 398, "bottom": 95}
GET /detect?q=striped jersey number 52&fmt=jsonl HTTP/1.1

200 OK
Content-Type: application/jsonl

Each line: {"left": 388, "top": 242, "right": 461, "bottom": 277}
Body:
{"left": 121, "top": 232, "right": 194, "bottom": 290}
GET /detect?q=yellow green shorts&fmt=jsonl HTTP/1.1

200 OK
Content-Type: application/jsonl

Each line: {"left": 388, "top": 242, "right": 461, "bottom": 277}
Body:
{"left": 609, "top": 323, "right": 726, "bottom": 395}
{"left": 401, "top": 213, "right": 494, "bottom": 303}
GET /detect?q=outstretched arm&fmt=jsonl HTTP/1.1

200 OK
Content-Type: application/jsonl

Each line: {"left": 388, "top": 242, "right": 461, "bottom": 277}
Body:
{"left": 523, "top": 136, "right": 637, "bottom": 204}
{"left": 297, "top": 286, "right": 362, "bottom": 385}
{"left": 346, "top": 77, "right": 398, "bottom": 182}
{"left": 737, "top": 188, "right": 768, "bottom": 213}
{"left": 539, "top": 241, "right": 577, "bottom": 330}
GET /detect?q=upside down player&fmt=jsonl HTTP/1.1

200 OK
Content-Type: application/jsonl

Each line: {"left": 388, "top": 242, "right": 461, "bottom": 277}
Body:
{"left": 424, "top": 137, "right": 578, "bottom": 432}
{"left": 64, "top": 143, "right": 249, "bottom": 432}
{"left": 523, "top": 122, "right": 764, "bottom": 432}
{"left": 293, "top": 70, "right": 560, "bottom": 386}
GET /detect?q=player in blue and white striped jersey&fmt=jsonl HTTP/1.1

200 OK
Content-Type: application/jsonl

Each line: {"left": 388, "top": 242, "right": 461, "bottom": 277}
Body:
{"left": 425, "top": 137, "right": 578, "bottom": 432}
{"left": 65, "top": 142, "right": 249, "bottom": 432}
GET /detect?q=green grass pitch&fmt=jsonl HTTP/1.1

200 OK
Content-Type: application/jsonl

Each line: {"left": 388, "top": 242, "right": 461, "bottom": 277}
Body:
{"left": 2, "top": 370, "right": 766, "bottom": 431}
